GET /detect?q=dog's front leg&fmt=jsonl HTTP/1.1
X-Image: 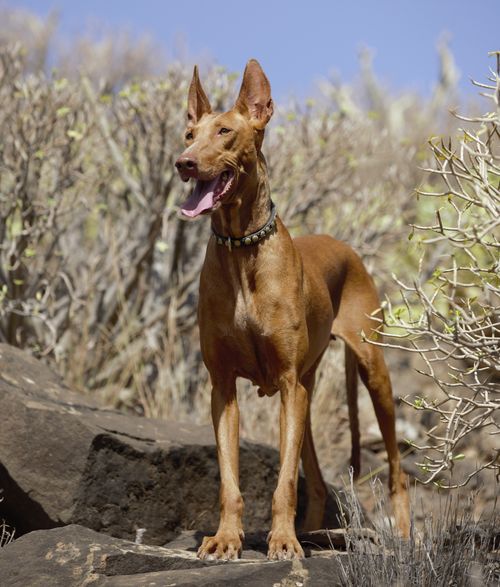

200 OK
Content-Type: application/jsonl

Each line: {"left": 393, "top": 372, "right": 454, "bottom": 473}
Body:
{"left": 268, "top": 376, "right": 307, "bottom": 560}
{"left": 198, "top": 381, "right": 244, "bottom": 561}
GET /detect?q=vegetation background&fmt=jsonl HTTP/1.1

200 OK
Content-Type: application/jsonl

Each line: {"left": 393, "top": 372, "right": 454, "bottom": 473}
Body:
{"left": 0, "top": 4, "right": 498, "bottom": 562}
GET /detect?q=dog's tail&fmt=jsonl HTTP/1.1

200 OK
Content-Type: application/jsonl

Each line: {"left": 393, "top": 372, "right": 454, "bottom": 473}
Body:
{"left": 345, "top": 344, "right": 361, "bottom": 479}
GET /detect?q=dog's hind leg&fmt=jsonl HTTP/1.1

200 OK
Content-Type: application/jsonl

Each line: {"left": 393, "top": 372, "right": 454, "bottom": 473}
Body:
{"left": 345, "top": 344, "right": 361, "bottom": 479}
{"left": 335, "top": 322, "right": 410, "bottom": 537}
{"left": 355, "top": 342, "right": 410, "bottom": 537}
{"left": 329, "top": 250, "right": 410, "bottom": 537}
{"left": 300, "top": 366, "right": 328, "bottom": 532}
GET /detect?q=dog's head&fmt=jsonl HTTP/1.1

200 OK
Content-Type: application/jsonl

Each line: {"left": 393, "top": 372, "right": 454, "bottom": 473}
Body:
{"left": 175, "top": 59, "right": 274, "bottom": 218}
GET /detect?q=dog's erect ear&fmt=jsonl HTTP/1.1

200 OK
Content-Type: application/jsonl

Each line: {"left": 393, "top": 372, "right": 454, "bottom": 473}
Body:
{"left": 235, "top": 59, "right": 274, "bottom": 130}
{"left": 187, "top": 66, "right": 212, "bottom": 123}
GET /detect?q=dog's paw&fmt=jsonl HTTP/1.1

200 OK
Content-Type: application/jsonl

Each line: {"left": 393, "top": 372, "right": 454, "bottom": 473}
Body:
{"left": 197, "top": 529, "right": 244, "bottom": 561}
{"left": 267, "top": 529, "right": 304, "bottom": 561}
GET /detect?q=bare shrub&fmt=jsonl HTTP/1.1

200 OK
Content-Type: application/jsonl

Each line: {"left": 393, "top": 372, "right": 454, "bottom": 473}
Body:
{"left": 0, "top": 6, "right": 164, "bottom": 88}
{"left": 0, "top": 38, "right": 242, "bottom": 425}
{"left": 0, "top": 7, "right": 460, "bottom": 448}
{"left": 0, "top": 6, "right": 57, "bottom": 72}
{"left": 377, "top": 54, "right": 500, "bottom": 486}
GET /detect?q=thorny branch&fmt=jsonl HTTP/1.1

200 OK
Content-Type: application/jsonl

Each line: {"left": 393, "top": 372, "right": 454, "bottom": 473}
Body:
{"left": 373, "top": 55, "right": 500, "bottom": 487}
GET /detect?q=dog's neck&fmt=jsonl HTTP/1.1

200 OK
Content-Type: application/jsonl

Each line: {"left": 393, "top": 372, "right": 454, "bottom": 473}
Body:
{"left": 211, "top": 153, "right": 272, "bottom": 239}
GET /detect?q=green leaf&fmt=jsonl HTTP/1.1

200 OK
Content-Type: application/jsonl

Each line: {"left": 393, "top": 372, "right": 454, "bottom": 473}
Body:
{"left": 54, "top": 78, "right": 68, "bottom": 91}
{"left": 155, "top": 240, "right": 168, "bottom": 253}
{"left": 67, "top": 129, "right": 83, "bottom": 140}
{"left": 7, "top": 214, "right": 22, "bottom": 238}
{"left": 56, "top": 106, "right": 71, "bottom": 117}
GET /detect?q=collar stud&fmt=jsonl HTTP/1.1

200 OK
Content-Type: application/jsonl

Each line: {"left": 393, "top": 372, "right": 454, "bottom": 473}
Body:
{"left": 212, "top": 202, "right": 277, "bottom": 250}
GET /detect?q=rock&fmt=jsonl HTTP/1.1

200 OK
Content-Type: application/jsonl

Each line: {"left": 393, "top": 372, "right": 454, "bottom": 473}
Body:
{"left": 0, "top": 344, "right": 343, "bottom": 545}
{"left": 163, "top": 527, "right": 378, "bottom": 560}
{"left": 0, "top": 524, "right": 344, "bottom": 587}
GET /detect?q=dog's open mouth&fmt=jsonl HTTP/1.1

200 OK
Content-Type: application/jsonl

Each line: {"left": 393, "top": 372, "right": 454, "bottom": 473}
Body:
{"left": 181, "top": 170, "right": 235, "bottom": 218}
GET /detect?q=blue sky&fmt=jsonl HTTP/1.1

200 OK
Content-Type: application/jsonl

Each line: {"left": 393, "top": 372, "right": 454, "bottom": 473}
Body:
{"left": 10, "top": 0, "right": 500, "bottom": 101}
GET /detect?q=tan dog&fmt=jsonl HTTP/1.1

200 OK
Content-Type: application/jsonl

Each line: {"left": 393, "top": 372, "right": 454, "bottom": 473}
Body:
{"left": 175, "top": 59, "right": 410, "bottom": 561}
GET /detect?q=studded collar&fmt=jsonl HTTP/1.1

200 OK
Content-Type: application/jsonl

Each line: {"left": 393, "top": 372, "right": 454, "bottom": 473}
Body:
{"left": 211, "top": 201, "right": 277, "bottom": 251}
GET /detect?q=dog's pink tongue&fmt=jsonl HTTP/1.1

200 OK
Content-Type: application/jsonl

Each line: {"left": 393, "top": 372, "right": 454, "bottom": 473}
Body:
{"left": 181, "top": 177, "right": 219, "bottom": 217}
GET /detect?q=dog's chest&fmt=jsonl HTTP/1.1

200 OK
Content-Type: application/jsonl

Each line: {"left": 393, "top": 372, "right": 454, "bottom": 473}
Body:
{"left": 200, "top": 273, "right": 277, "bottom": 375}
{"left": 199, "top": 246, "right": 305, "bottom": 386}
{"left": 212, "top": 286, "right": 263, "bottom": 340}
{"left": 212, "top": 259, "right": 263, "bottom": 333}
{"left": 227, "top": 292, "right": 277, "bottom": 386}
{"left": 232, "top": 288, "right": 254, "bottom": 332}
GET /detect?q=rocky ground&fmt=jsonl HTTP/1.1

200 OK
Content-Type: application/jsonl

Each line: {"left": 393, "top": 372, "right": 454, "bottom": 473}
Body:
{"left": 0, "top": 344, "right": 347, "bottom": 585}
{"left": 0, "top": 524, "right": 359, "bottom": 586}
{"left": 0, "top": 343, "right": 497, "bottom": 585}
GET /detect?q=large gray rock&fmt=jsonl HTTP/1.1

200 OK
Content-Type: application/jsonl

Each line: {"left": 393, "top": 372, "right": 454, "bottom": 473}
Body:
{"left": 0, "top": 344, "right": 342, "bottom": 545}
{"left": 0, "top": 524, "right": 345, "bottom": 586}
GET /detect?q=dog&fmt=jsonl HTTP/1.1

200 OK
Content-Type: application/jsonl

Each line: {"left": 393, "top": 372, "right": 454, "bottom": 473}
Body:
{"left": 175, "top": 59, "right": 410, "bottom": 561}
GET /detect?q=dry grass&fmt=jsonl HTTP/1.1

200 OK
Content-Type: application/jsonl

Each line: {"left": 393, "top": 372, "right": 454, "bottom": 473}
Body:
{"left": 0, "top": 521, "right": 14, "bottom": 548}
{"left": 337, "top": 476, "right": 499, "bottom": 586}
{"left": 0, "top": 495, "right": 14, "bottom": 548}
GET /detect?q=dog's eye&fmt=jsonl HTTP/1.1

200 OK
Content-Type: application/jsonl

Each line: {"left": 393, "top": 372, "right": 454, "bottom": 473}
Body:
{"left": 185, "top": 131, "right": 194, "bottom": 140}
{"left": 218, "top": 127, "right": 231, "bottom": 135}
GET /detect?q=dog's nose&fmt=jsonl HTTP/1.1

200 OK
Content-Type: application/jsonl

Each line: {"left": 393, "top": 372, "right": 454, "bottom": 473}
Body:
{"left": 175, "top": 156, "right": 198, "bottom": 174}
